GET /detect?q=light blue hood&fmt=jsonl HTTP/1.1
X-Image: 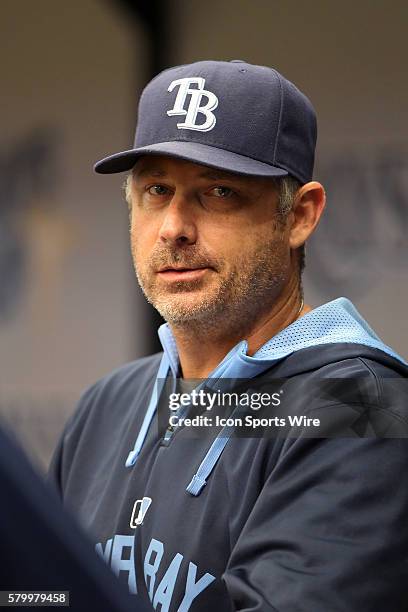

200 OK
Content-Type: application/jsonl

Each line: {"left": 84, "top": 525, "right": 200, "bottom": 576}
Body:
{"left": 125, "top": 298, "right": 407, "bottom": 494}
{"left": 160, "top": 297, "right": 405, "bottom": 377}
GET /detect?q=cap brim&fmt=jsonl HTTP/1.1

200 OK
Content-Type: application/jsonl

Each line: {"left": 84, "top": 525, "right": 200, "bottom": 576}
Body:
{"left": 94, "top": 141, "right": 288, "bottom": 178}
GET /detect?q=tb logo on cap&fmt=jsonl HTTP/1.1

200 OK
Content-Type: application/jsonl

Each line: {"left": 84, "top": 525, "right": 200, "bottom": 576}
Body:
{"left": 167, "top": 77, "right": 218, "bottom": 132}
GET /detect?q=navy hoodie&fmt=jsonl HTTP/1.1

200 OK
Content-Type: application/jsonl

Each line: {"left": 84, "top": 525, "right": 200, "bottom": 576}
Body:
{"left": 49, "top": 298, "right": 408, "bottom": 611}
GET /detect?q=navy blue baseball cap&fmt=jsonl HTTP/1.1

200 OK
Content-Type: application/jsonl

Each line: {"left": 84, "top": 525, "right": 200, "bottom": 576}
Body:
{"left": 94, "top": 60, "right": 317, "bottom": 183}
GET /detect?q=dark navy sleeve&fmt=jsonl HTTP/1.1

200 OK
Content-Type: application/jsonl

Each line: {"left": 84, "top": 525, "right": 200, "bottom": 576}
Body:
{"left": 0, "top": 424, "right": 151, "bottom": 612}
{"left": 223, "top": 436, "right": 408, "bottom": 611}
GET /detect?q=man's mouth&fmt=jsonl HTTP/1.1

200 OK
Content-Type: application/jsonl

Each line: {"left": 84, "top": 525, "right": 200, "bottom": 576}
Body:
{"left": 157, "top": 266, "right": 211, "bottom": 281}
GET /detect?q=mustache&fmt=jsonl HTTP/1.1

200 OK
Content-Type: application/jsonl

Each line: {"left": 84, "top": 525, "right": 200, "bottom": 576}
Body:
{"left": 148, "top": 245, "right": 220, "bottom": 271}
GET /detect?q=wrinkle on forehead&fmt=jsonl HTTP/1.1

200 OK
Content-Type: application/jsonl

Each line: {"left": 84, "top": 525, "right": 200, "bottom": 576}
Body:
{"left": 132, "top": 156, "right": 279, "bottom": 193}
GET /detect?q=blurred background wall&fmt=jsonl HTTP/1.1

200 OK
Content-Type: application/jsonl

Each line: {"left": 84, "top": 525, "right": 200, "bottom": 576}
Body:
{"left": 1, "top": 0, "right": 407, "bottom": 468}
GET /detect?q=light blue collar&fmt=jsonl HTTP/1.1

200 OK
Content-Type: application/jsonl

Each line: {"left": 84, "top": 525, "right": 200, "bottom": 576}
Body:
{"left": 126, "top": 297, "right": 406, "bottom": 483}
{"left": 158, "top": 297, "right": 407, "bottom": 376}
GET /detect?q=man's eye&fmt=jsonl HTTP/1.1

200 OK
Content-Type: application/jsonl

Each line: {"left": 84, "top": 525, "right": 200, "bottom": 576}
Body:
{"left": 147, "top": 185, "right": 168, "bottom": 196}
{"left": 211, "top": 186, "right": 234, "bottom": 198}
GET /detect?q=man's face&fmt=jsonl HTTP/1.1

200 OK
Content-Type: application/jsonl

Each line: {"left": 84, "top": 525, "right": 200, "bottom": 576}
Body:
{"left": 129, "top": 155, "right": 293, "bottom": 332}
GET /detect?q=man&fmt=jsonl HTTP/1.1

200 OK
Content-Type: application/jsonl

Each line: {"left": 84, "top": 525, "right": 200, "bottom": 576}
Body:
{"left": 50, "top": 61, "right": 408, "bottom": 611}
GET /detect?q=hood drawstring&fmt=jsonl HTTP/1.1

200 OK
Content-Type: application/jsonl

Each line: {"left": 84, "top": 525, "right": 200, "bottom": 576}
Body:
{"left": 125, "top": 354, "right": 170, "bottom": 467}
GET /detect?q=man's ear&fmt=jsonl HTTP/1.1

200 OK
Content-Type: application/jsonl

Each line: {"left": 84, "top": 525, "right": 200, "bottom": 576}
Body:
{"left": 289, "top": 181, "right": 326, "bottom": 249}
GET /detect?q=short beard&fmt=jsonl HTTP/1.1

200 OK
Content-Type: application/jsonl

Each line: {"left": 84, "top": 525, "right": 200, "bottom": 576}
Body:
{"left": 137, "top": 265, "right": 242, "bottom": 330}
{"left": 132, "top": 235, "right": 288, "bottom": 336}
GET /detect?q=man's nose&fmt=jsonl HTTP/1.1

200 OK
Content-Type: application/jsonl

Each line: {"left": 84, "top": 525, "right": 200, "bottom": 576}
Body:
{"left": 158, "top": 193, "right": 198, "bottom": 246}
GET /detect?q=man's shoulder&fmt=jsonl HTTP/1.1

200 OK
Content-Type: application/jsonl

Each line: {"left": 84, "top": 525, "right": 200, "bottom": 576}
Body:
{"left": 65, "top": 352, "right": 163, "bottom": 435}
{"left": 84, "top": 351, "right": 162, "bottom": 401}
{"left": 275, "top": 342, "right": 407, "bottom": 379}
{"left": 95, "top": 352, "right": 163, "bottom": 389}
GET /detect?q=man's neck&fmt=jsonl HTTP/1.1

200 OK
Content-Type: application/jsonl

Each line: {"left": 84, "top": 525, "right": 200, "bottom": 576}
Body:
{"left": 169, "top": 283, "right": 311, "bottom": 379}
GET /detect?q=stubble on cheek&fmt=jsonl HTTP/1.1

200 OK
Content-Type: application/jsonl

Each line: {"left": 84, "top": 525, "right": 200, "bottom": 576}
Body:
{"left": 129, "top": 229, "right": 228, "bottom": 322}
{"left": 129, "top": 223, "right": 290, "bottom": 331}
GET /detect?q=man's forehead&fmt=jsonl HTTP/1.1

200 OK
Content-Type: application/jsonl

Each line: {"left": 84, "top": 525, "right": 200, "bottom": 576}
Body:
{"left": 132, "top": 155, "right": 278, "bottom": 186}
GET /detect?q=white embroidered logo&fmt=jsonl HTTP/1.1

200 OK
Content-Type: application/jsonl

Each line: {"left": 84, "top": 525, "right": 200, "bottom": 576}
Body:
{"left": 129, "top": 496, "right": 152, "bottom": 528}
{"left": 167, "top": 77, "right": 218, "bottom": 132}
